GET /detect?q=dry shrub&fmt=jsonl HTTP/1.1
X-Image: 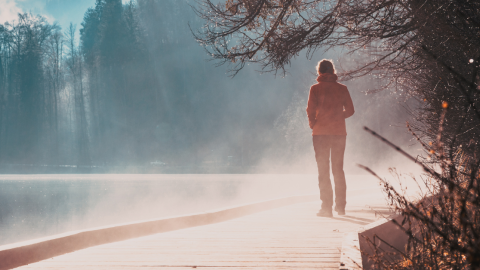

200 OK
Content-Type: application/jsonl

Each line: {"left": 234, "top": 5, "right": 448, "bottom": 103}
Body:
{"left": 360, "top": 108, "right": 480, "bottom": 269}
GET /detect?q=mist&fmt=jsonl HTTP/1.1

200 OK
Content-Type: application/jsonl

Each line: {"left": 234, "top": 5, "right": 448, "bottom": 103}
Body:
{"left": 0, "top": 174, "right": 323, "bottom": 245}
{"left": 0, "top": 0, "right": 424, "bottom": 248}
{"left": 0, "top": 0, "right": 420, "bottom": 174}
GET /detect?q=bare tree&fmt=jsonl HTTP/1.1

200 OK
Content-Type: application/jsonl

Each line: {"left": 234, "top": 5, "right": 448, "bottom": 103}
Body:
{"left": 194, "top": 0, "right": 479, "bottom": 77}
{"left": 194, "top": 0, "right": 480, "bottom": 155}
{"left": 44, "top": 28, "right": 64, "bottom": 163}
{"left": 65, "top": 23, "right": 90, "bottom": 165}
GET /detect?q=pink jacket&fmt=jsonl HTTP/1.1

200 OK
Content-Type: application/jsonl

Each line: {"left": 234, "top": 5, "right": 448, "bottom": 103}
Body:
{"left": 306, "top": 73, "right": 354, "bottom": 135}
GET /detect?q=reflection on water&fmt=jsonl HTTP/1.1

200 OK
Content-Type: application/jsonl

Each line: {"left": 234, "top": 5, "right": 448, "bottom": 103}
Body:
{"left": 0, "top": 174, "right": 317, "bottom": 245}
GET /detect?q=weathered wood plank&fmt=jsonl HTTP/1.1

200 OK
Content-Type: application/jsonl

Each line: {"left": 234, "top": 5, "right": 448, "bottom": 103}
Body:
{"left": 18, "top": 192, "right": 387, "bottom": 270}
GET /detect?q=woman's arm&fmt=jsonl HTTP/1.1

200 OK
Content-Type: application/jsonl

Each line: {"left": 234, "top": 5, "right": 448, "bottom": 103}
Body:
{"left": 306, "top": 86, "right": 317, "bottom": 129}
{"left": 343, "top": 87, "right": 355, "bottom": 119}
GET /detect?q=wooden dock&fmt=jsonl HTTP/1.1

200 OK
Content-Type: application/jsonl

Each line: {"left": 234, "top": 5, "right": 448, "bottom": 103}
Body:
{"left": 16, "top": 189, "right": 387, "bottom": 270}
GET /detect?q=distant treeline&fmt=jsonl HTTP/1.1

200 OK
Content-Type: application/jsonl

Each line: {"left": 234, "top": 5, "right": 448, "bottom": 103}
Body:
{"left": 0, "top": 0, "right": 300, "bottom": 170}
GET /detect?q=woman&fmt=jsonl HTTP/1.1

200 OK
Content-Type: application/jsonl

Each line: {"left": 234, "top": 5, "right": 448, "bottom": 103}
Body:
{"left": 306, "top": 59, "right": 355, "bottom": 217}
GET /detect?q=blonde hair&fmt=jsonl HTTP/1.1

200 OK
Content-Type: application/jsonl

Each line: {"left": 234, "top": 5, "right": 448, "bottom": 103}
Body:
{"left": 316, "top": 59, "right": 336, "bottom": 75}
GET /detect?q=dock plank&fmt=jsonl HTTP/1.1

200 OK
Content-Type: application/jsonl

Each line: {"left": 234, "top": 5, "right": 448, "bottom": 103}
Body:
{"left": 18, "top": 191, "right": 387, "bottom": 270}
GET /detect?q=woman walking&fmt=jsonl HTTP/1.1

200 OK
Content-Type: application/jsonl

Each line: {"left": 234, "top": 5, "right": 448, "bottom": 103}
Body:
{"left": 306, "top": 59, "right": 355, "bottom": 217}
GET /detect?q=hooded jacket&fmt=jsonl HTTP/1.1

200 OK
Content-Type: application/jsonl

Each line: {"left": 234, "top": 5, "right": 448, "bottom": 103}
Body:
{"left": 306, "top": 73, "right": 355, "bottom": 135}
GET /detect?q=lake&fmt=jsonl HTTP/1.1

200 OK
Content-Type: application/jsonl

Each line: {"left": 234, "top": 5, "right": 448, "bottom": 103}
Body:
{"left": 0, "top": 174, "right": 318, "bottom": 245}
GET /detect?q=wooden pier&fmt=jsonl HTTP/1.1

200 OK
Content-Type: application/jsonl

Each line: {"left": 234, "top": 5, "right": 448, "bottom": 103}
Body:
{"left": 14, "top": 187, "right": 387, "bottom": 270}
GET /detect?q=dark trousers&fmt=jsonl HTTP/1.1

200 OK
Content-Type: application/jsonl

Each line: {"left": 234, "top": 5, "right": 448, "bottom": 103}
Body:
{"left": 312, "top": 135, "right": 347, "bottom": 209}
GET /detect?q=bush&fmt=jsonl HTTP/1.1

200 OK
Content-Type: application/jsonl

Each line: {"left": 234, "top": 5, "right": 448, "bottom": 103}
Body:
{"left": 360, "top": 107, "right": 480, "bottom": 269}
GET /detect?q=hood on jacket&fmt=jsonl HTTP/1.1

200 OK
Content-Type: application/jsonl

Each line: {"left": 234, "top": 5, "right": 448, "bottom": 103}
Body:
{"left": 317, "top": 73, "right": 338, "bottom": 83}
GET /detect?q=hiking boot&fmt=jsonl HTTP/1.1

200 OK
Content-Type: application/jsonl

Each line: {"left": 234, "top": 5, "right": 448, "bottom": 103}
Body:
{"left": 316, "top": 208, "right": 333, "bottom": 217}
{"left": 335, "top": 206, "right": 345, "bottom": 216}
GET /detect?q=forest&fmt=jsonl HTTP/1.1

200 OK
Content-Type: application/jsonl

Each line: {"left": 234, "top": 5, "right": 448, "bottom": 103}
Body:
{"left": 0, "top": 0, "right": 283, "bottom": 172}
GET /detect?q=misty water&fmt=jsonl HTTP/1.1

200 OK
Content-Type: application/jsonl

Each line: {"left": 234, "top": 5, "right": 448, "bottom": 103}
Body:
{"left": 0, "top": 173, "right": 402, "bottom": 246}
{"left": 0, "top": 0, "right": 425, "bottom": 249}
{"left": 0, "top": 173, "right": 428, "bottom": 247}
{"left": 0, "top": 174, "right": 323, "bottom": 245}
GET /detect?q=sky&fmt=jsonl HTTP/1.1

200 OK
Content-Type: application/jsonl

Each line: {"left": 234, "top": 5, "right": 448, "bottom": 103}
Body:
{"left": 0, "top": 0, "right": 129, "bottom": 29}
